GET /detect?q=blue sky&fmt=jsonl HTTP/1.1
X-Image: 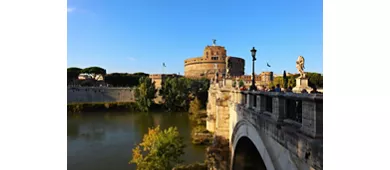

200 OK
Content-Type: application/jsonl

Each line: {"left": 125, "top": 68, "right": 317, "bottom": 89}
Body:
{"left": 67, "top": 0, "right": 322, "bottom": 75}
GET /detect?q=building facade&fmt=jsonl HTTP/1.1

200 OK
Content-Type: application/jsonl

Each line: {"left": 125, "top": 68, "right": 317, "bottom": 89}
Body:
{"left": 184, "top": 42, "right": 245, "bottom": 79}
{"left": 233, "top": 71, "right": 274, "bottom": 87}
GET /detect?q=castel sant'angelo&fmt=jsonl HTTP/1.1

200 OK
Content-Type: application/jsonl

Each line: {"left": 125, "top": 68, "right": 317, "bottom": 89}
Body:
{"left": 183, "top": 40, "right": 273, "bottom": 86}
{"left": 184, "top": 40, "right": 245, "bottom": 79}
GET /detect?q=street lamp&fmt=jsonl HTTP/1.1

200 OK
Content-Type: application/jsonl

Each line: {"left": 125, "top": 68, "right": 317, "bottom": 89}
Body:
{"left": 249, "top": 47, "right": 257, "bottom": 91}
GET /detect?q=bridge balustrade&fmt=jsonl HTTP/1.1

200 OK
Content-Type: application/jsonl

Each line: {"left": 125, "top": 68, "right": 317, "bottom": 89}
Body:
{"left": 233, "top": 90, "right": 323, "bottom": 138}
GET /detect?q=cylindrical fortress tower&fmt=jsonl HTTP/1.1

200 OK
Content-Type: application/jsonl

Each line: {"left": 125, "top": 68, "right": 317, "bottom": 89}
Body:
{"left": 184, "top": 41, "right": 245, "bottom": 79}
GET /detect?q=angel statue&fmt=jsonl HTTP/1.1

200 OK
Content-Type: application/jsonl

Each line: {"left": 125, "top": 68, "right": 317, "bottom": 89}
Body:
{"left": 225, "top": 56, "right": 232, "bottom": 78}
{"left": 296, "top": 56, "right": 306, "bottom": 78}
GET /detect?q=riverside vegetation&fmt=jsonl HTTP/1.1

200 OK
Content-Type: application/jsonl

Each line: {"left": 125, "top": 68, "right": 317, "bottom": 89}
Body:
{"left": 67, "top": 74, "right": 212, "bottom": 169}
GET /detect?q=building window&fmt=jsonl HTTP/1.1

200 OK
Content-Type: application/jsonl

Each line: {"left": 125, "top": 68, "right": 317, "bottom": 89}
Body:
{"left": 212, "top": 56, "right": 218, "bottom": 60}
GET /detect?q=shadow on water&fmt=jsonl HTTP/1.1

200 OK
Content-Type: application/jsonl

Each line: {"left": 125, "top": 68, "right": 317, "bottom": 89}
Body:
{"left": 67, "top": 111, "right": 206, "bottom": 170}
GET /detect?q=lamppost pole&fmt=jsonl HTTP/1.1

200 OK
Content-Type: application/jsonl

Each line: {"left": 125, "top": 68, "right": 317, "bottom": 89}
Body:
{"left": 250, "top": 47, "right": 257, "bottom": 91}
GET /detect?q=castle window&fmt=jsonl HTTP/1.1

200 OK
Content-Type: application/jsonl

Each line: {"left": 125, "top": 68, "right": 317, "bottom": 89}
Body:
{"left": 211, "top": 56, "right": 218, "bottom": 60}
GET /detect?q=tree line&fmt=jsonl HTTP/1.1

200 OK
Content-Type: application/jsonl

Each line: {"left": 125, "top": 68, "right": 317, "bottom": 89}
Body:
{"left": 134, "top": 76, "right": 210, "bottom": 112}
{"left": 67, "top": 66, "right": 149, "bottom": 87}
{"left": 270, "top": 72, "right": 323, "bottom": 88}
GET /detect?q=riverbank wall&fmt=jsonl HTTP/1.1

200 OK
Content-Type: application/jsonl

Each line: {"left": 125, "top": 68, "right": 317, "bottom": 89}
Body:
{"left": 67, "top": 87, "right": 135, "bottom": 103}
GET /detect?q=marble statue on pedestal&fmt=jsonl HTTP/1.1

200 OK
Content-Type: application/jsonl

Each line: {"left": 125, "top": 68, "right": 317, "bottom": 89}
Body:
{"left": 296, "top": 56, "right": 306, "bottom": 78}
{"left": 293, "top": 56, "right": 313, "bottom": 93}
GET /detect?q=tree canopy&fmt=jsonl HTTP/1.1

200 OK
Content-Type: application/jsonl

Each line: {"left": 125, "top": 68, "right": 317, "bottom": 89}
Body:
{"left": 130, "top": 126, "right": 185, "bottom": 170}
{"left": 159, "top": 77, "right": 192, "bottom": 112}
{"left": 283, "top": 70, "right": 288, "bottom": 88}
{"left": 132, "top": 72, "right": 149, "bottom": 77}
{"left": 105, "top": 73, "right": 145, "bottom": 87}
{"left": 239, "top": 80, "right": 245, "bottom": 87}
{"left": 306, "top": 72, "right": 323, "bottom": 88}
{"left": 159, "top": 77, "right": 210, "bottom": 112}
{"left": 80, "top": 66, "right": 107, "bottom": 75}
{"left": 67, "top": 67, "right": 82, "bottom": 80}
{"left": 134, "top": 77, "right": 157, "bottom": 112}
{"left": 271, "top": 72, "right": 323, "bottom": 88}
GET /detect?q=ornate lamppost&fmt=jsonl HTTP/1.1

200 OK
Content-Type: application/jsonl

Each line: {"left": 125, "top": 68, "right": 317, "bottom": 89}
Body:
{"left": 249, "top": 47, "right": 258, "bottom": 91}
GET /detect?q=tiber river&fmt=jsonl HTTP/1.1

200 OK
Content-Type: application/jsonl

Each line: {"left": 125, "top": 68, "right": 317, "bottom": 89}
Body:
{"left": 67, "top": 112, "right": 206, "bottom": 170}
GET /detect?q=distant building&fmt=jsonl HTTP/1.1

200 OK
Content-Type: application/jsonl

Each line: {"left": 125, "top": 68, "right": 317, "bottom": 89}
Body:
{"left": 78, "top": 74, "right": 104, "bottom": 81}
{"left": 233, "top": 71, "right": 274, "bottom": 87}
{"left": 78, "top": 74, "right": 91, "bottom": 80}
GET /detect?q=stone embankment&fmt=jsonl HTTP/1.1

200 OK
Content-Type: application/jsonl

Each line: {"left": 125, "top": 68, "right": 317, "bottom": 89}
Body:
{"left": 67, "top": 87, "right": 135, "bottom": 103}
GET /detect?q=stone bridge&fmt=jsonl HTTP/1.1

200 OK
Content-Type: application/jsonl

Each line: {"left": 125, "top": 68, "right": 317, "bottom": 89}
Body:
{"left": 206, "top": 79, "right": 323, "bottom": 170}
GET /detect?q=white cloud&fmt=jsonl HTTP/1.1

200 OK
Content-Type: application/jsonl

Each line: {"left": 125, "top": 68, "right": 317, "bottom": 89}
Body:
{"left": 67, "top": 8, "right": 75, "bottom": 13}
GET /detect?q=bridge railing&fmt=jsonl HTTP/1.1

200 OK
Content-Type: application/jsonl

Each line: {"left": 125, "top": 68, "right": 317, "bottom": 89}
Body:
{"left": 232, "top": 90, "right": 323, "bottom": 138}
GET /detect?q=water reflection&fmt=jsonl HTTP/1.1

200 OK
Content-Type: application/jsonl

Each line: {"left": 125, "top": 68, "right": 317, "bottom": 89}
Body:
{"left": 67, "top": 112, "right": 206, "bottom": 170}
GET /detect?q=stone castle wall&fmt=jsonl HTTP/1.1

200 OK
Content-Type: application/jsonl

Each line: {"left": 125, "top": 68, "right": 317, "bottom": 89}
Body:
{"left": 67, "top": 87, "right": 135, "bottom": 103}
{"left": 184, "top": 44, "right": 245, "bottom": 79}
{"left": 228, "top": 57, "right": 245, "bottom": 76}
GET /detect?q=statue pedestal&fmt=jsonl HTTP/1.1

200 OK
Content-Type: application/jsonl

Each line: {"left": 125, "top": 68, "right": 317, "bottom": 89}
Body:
{"left": 225, "top": 78, "right": 233, "bottom": 88}
{"left": 292, "top": 78, "right": 313, "bottom": 93}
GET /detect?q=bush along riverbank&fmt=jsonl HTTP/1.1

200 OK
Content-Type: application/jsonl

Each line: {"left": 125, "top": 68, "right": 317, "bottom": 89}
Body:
{"left": 67, "top": 102, "right": 163, "bottom": 114}
{"left": 188, "top": 98, "right": 213, "bottom": 145}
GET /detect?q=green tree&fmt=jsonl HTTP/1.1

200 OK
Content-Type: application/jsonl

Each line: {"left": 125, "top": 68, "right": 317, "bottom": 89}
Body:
{"left": 159, "top": 77, "right": 192, "bottom": 112}
{"left": 133, "top": 72, "right": 149, "bottom": 77}
{"left": 283, "top": 70, "right": 288, "bottom": 89}
{"left": 130, "top": 126, "right": 185, "bottom": 170}
{"left": 157, "top": 77, "right": 209, "bottom": 112}
{"left": 287, "top": 74, "right": 299, "bottom": 87}
{"left": 306, "top": 72, "right": 323, "bottom": 88}
{"left": 272, "top": 77, "right": 283, "bottom": 87}
{"left": 134, "top": 77, "right": 157, "bottom": 112}
{"left": 239, "top": 80, "right": 245, "bottom": 87}
{"left": 188, "top": 78, "right": 210, "bottom": 109}
{"left": 67, "top": 67, "right": 82, "bottom": 81}
{"left": 105, "top": 73, "right": 143, "bottom": 87}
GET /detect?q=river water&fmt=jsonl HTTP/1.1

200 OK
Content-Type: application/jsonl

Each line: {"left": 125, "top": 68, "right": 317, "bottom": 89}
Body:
{"left": 67, "top": 112, "right": 206, "bottom": 170}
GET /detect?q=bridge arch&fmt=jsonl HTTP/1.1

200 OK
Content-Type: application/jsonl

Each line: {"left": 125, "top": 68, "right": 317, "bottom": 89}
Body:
{"left": 231, "top": 120, "right": 275, "bottom": 170}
